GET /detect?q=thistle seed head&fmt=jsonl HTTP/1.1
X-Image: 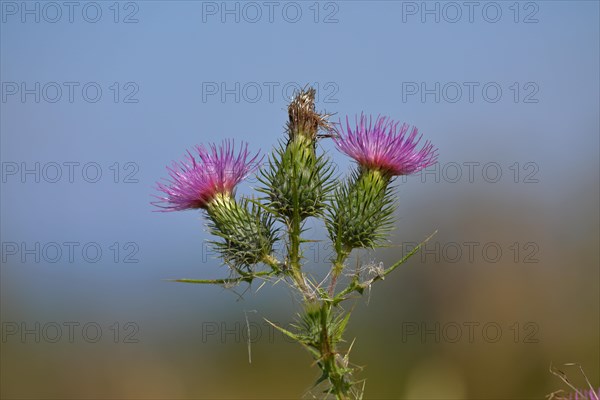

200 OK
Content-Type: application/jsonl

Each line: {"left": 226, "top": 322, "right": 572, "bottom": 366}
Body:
{"left": 287, "top": 87, "right": 331, "bottom": 142}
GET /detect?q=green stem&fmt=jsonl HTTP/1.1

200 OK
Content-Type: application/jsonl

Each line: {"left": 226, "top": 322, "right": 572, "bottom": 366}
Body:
{"left": 319, "top": 302, "right": 350, "bottom": 399}
{"left": 170, "top": 270, "right": 274, "bottom": 285}
{"left": 328, "top": 248, "right": 350, "bottom": 297}
{"left": 290, "top": 214, "right": 301, "bottom": 271}
{"left": 288, "top": 214, "right": 310, "bottom": 295}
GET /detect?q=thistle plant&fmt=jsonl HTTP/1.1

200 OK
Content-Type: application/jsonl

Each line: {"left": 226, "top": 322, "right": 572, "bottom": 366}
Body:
{"left": 154, "top": 87, "right": 438, "bottom": 399}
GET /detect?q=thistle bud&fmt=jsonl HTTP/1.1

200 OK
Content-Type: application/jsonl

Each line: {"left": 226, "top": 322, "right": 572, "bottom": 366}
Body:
{"left": 259, "top": 87, "right": 333, "bottom": 220}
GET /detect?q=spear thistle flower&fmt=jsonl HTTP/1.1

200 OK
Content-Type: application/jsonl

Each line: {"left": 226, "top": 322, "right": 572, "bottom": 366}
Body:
{"left": 327, "top": 114, "right": 438, "bottom": 256}
{"left": 333, "top": 114, "right": 438, "bottom": 176}
{"left": 155, "top": 140, "right": 275, "bottom": 269}
{"left": 154, "top": 140, "right": 261, "bottom": 211}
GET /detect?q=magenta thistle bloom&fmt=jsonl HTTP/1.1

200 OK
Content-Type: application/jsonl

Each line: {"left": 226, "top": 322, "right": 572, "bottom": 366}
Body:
{"left": 333, "top": 114, "right": 438, "bottom": 176}
{"left": 154, "top": 140, "right": 261, "bottom": 211}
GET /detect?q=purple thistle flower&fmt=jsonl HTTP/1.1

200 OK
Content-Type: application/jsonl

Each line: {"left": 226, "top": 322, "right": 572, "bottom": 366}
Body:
{"left": 333, "top": 114, "right": 438, "bottom": 176}
{"left": 153, "top": 140, "right": 261, "bottom": 211}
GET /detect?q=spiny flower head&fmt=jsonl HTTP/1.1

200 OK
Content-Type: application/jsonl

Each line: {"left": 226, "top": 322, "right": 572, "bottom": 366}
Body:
{"left": 154, "top": 140, "right": 260, "bottom": 211}
{"left": 333, "top": 114, "right": 438, "bottom": 176}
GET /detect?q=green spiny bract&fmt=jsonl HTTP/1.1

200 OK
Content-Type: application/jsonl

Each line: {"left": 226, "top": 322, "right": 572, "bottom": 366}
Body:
{"left": 327, "top": 168, "right": 396, "bottom": 251}
{"left": 206, "top": 194, "right": 277, "bottom": 271}
{"left": 259, "top": 136, "right": 334, "bottom": 221}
